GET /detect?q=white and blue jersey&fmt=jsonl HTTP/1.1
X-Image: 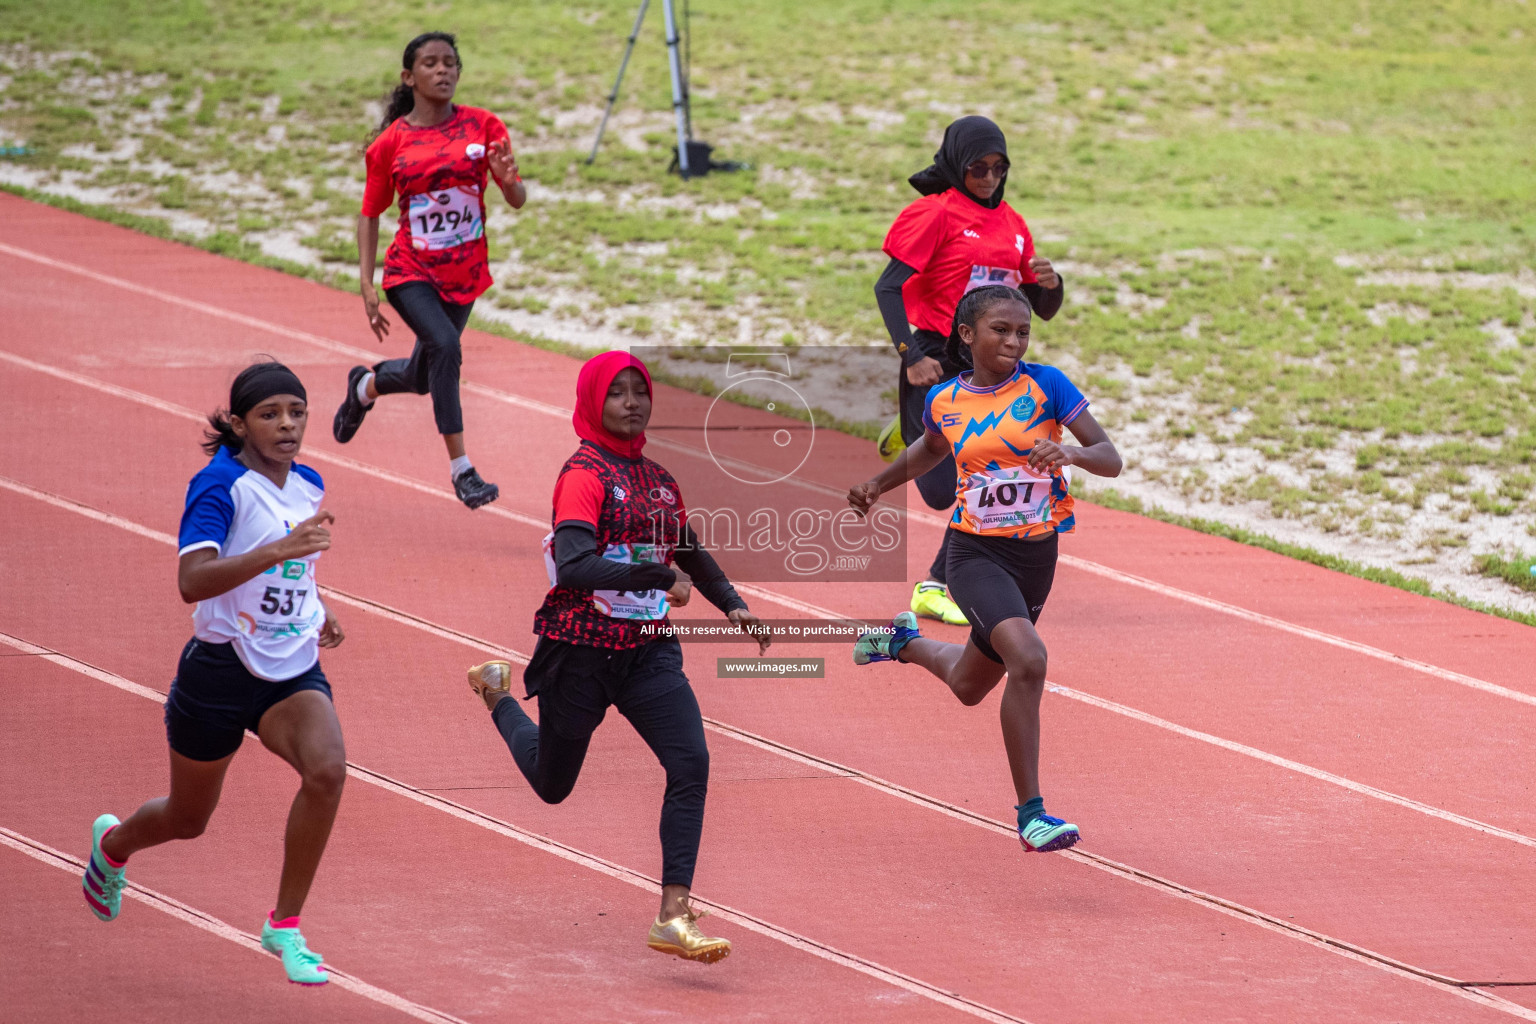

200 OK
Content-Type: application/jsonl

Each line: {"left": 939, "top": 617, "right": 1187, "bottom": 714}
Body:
{"left": 177, "top": 447, "right": 326, "bottom": 681}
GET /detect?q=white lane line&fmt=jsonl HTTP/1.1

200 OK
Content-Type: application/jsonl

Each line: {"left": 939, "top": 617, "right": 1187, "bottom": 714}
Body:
{"left": 0, "top": 248, "right": 1528, "bottom": 706}
{"left": 6, "top": 471, "right": 1534, "bottom": 852}
{"left": 7, "top": 628, "right": 1532, "bottom": 1020}
{"left": 0, "top": 632, "right": 1029, "bottom": 1024}
{"left": 0, "top": 826, "right": 469, "bottom": 1024}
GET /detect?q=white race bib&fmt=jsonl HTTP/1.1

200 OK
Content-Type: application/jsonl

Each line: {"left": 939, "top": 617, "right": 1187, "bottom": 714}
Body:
{"left": 239, "top": 556, "right": 322, "bottom": 641}
{"left": 407, "top": 186, "right": 484, "bottom": 251}
{"left": 959, "top": 466, "right": 1054, "bottom": 532}
{"left": 964, "top": 265, "right": 1023, "bottom": 295}
{"left": 543, "top": 533, "right": 671, "bottom": 621}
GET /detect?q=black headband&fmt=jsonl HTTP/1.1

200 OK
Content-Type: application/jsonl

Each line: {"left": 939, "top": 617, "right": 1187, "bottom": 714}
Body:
{"left": 230, "top": 364, "right": 307, "bottom": 417}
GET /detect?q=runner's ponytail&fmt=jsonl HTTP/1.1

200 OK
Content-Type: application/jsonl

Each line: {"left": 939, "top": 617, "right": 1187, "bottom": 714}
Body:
{"left": 202, "top": 410, "right": 243, "bottom": 456}
{"left": 377, "top": 31, "right": 462, "bottom": 134}
{"left": 947, "top": 284, "right": 1032, "bottom": 366}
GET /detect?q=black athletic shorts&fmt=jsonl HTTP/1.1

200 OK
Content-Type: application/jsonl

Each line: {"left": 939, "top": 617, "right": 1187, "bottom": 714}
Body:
{"left": 944, "top": 529, "right": 1058, "bottom": 665}
{"left": 164, "top": 638, "right": 332, "bottom": 762}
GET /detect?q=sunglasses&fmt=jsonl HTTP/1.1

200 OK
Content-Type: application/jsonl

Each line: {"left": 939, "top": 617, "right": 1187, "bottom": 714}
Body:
{"left": 965, "top": 159, "right": 1009, "bottom": 179}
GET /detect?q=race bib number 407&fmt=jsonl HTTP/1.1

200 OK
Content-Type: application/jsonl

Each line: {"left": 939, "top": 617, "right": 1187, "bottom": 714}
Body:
{"left": 960, "top": 467, "right": 1054, "bottom": 532}
{"left": 408, "top": 187, "right": 484, "bottom": 251}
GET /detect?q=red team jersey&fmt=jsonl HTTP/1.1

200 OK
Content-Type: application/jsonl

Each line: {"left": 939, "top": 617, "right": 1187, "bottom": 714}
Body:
{"left": 535, "top": 443, "right": 687, "bottom": 649}
{"left": 923, "top": 362, "right": 1088, "bottom": 540}
{"left": 883, "top": 190, "right": 1039, "bottom": 335}
{"left": 361, "top": 105, "right": 510, "bottom": 304}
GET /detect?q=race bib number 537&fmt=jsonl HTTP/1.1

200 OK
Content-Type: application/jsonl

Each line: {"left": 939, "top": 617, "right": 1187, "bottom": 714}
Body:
{"left": 408, "top": 187, "right": 484, "bottom": 251}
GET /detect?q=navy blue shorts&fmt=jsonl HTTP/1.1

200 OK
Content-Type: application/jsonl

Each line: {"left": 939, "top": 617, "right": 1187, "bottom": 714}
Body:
{"left": 164, "top": 638, "right": 332, "bottom": 762}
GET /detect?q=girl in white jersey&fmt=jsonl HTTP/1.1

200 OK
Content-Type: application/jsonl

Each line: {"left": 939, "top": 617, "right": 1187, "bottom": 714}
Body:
{"left": 81, "top": 362, "right": 348, "bottom": 986}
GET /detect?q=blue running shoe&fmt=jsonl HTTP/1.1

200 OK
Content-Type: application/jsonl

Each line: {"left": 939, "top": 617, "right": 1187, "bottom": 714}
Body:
{"left": 853, "top": 611, "right": 921, "bottom": 665}
{"left": 1018, "top": 814, "right": 1081, "bottom": 853}
{"left": 82, "top": 813, "right": 127, "bottom": 921}
{"left": 261, "top": 915, "right": 329, "bottom": 985}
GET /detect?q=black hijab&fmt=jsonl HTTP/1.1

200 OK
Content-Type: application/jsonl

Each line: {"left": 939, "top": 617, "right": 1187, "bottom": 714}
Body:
{"left": 907, "top": 115, "right": 1009, "bottom": 210}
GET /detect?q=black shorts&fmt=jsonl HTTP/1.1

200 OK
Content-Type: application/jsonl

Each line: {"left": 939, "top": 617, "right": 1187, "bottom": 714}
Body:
{"left": 944, "top": 529, "right": 1058, "bottom": 664}
{"left": 164, "top": 638, "right": 332, "bottom": 762}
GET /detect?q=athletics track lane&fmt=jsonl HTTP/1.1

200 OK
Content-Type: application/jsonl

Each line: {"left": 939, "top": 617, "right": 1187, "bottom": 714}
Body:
{"left": 4, "top": 317, "right": 1536, "bottom": 980}
{"left": 0, "top": 489, "right": 1522, "bottom": 1024}
{"left": 3, "top": 196, "right": 1536, "bottom": 1019}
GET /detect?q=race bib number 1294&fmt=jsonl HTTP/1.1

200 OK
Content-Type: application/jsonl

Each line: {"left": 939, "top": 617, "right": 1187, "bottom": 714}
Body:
{"left": 408, "top": 187, "right": 484, "bottom": 252}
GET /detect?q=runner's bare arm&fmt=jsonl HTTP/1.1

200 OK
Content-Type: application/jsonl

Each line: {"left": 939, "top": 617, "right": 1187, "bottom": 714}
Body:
{"left": 1026, "top": 411, "right": 1121, "bottom": 478}
{"left": 356, "top": 216, "right": 390, "bottom": 342}
{"left": 849, "top": 429, "right": 951, "bottom": 516}
{"left": 177, "top": 510, "right": 334, "bottom": 603}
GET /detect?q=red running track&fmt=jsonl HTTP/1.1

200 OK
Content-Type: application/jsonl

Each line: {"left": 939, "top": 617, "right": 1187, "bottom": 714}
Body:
{"left": 3, "top": 193, "right": 1535, "bottom": 1022}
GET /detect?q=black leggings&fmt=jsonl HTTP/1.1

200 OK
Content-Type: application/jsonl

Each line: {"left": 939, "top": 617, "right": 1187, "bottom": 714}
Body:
{"left": 492, "top": 638, "right": 710, "bottom": 888}
{"left": 898, "top": 329, "right": 964, "bottom": 583}
{"left": 373, "top": 281, "right": 473, "bottom": 435}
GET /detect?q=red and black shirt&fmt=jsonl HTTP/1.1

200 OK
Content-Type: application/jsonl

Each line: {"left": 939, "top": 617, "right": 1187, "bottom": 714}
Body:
{"left": 361, "top": 105, "right": 511, "bottom": 305}
{"left": 534, "top": 442, "right": 688, "bottom": 650}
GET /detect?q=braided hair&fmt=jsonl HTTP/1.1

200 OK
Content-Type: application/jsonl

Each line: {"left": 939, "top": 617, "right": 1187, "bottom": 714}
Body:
{"left": 377, "top": 31, "right": 461, "bottom": 134}
{"left": 946, "top": 284, "right": 1032, "bottom": 367}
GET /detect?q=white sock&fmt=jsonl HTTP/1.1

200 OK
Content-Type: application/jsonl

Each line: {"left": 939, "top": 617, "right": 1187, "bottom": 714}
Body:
{"left": 449, "top": 454, "right": 473, "bottom": 480}
{"left": 356, "top": 372, "right": 375, "bottom": 407}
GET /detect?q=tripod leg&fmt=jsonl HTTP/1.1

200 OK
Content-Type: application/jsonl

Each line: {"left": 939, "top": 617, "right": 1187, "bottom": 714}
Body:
{"left": 661, "top": 0, "right": 691, "bottom": 176}
{"left": 588, "top": 0, "right": 651, "bottom": 165}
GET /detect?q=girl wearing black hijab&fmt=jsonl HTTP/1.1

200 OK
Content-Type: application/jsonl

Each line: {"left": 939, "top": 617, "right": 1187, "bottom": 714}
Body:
{"left": 873, "top": 116, "right": 1065, "bottom": 626}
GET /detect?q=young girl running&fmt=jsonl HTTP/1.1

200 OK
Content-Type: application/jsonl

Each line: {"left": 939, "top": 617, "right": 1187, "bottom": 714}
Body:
{"left": 873, "top": 115, "right": 1066, "bottom": 627}
{"left": 332, "top": 30, "right": 526, "bottom": 510}
{"left": 848, "top": 285, "right": 1121, "bottom": 853}
{"left": 464, "top": 350, "right": 769, "bottom": 964}
{"left": 83, "top": 362, "right": 349, "bottom": 985}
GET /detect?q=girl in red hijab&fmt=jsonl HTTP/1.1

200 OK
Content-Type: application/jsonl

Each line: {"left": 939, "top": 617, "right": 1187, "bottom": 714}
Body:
{"left": 465, "top": 351, "right": 768, "bottom": 963}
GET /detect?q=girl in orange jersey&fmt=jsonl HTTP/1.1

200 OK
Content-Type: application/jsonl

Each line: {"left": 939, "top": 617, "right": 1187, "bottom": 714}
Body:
{"left": 848, "top": 284, "right": 1121, "bottom": 853}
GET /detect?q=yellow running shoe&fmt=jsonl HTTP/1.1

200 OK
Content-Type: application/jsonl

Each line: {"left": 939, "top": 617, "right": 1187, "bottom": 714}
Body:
{"left": 876, "top": 415, "right": 905, "bottom": 463}
{"left": 911, "top": 581, "right": 969, "bottom": 626}
{"left": 647, "top": 904, "right": 731, "bottom": 964}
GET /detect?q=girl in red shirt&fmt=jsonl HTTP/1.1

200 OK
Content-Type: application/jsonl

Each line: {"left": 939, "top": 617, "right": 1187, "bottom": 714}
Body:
{"left": 463, "top": 352, "right": 769, "bottom": 963}
{"left": 331, "top": 31, "right": 526, "bottom": 509}
{"left": 873, "top": 116, "right": 1065, "bottom": 624}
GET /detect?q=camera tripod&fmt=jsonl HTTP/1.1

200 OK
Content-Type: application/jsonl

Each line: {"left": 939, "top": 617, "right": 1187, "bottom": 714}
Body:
{"left": 587, "top": 0, "right": 734, "bottom": 178}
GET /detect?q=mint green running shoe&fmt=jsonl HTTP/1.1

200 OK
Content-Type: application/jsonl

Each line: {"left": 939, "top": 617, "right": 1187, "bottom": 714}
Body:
{"left": 853, "top": 611, "right": 921, "bottom": 665}
{"left": 82, "top": 813, "right": 127, "bottom": 921}
{"left": 1019, "top": 814, "right": 1081, "bottom": 853}
{"left": 260, "top": 916, "right": 329, "bottom": 985}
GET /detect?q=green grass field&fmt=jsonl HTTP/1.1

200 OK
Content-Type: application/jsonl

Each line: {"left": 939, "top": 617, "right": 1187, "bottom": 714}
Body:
{"left": 2, "top": 0, "right": 1534, "bottom": 613}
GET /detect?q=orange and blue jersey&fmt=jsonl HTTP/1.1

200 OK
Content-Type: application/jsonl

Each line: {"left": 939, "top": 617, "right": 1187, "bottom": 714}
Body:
{"left": 922, "top": 362, "right": 1089, "bottom": 539}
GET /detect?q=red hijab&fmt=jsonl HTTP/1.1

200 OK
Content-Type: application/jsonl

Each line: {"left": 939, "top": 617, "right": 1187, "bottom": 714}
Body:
{"left": 573, "top": 350, "right": 654, "bottom": 459}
